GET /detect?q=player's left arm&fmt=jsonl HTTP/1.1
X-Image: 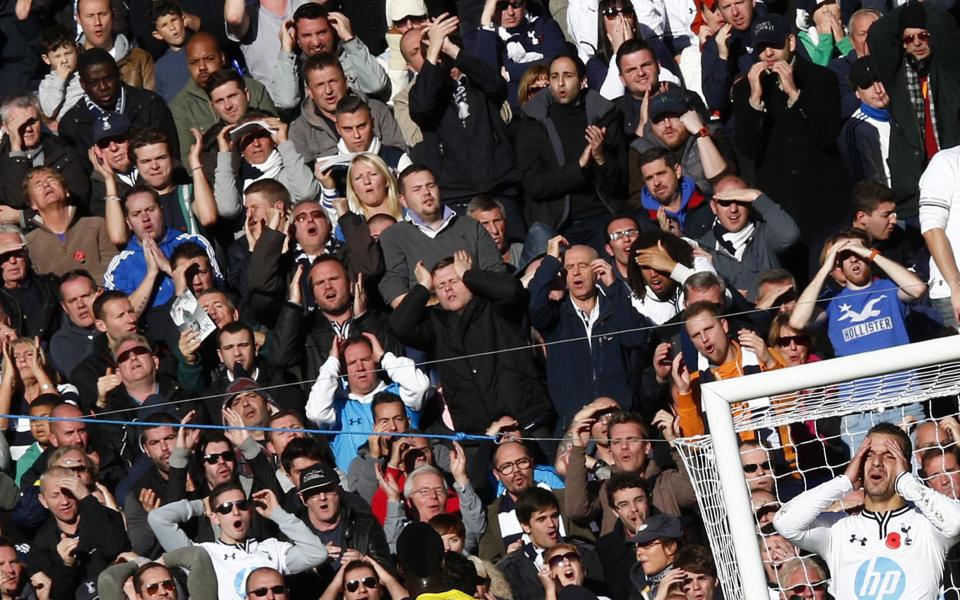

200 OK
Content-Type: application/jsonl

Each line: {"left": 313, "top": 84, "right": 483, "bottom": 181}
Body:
{"left": 897, "top": 472, "right": 960, "bottom": 539}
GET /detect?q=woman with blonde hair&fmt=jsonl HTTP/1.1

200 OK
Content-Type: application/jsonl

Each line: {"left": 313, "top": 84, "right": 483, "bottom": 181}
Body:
{"left": 346, "top": 153, "right": 404, "bottom": 222}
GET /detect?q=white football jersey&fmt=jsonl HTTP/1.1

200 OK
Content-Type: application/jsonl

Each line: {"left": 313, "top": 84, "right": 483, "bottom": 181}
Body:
{"left": 775, "top": 474, "right": 960, "bottom": 600}
{"left": 198, "top": 538, "right": 292, "bottom": 600}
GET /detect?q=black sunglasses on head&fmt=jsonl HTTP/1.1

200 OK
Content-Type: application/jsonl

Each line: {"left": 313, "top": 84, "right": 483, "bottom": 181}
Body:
{"left": 602, "top": 6, "right": 635, "bottom": 17}
{"left": 496, "top": 0, "right": 524, "bottom": 9}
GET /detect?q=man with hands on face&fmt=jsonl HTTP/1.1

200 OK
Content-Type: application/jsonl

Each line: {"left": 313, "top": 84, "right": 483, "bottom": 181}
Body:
{"left": 271, "top": 4, "right": 390, "bottom": 111}
{"left": 732, "top": 13, "right": 850, "bottom": 237}
{"left": 149, "top": 481, "right": 328, "bottom": 600}
{"left": 696, "top": 176, "right": 801, "bottom": 303}
{"left": 28, "top": 465, "right": 130, "bottom": 600}
{"left": 306, "top": 331, "right": 428, "bottom": 472}
{"left": 528, "top": 235, "right": 650, "bottom": 431}
{"left": 775, "top": 424, "right": 960, "bottom": 600}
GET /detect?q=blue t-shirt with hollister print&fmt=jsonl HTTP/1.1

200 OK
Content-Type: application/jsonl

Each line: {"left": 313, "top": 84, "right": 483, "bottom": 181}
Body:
{"left": 825, "top": 278, "right": 910, "bottom": 357}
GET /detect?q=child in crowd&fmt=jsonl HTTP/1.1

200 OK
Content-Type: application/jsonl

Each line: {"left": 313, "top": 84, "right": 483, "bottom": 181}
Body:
{"left": 148, "top": 0, "right": 192, "bottom": 103}
{"left": 36, "top": 25, "right": 82, "bottom": 122}
{"left": 14, "top": 395, "right": 58, "bottom": 487}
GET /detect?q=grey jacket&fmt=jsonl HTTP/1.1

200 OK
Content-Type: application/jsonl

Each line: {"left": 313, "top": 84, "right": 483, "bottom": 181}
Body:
{"left": 148, "top": 498, "right": 328, "bottom": 573}
{"left": 696, "top": 194, "right": 802, "bottom": 301}
{"left": 628, "top": 119, "right": 726, "bottom": 202}
{"left": 269, "top": 38, "right": 390, "bottom": 109}
{"left": 290, "top": 90, "right": 405, "bottom": 163}
{"left": 213, "top": 140, "right": 322, "bottom": 218}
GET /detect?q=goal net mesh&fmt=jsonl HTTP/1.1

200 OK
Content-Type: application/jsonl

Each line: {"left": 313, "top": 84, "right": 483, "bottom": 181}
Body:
{"left": 674, "top": 358, "right": 960, "bottom": 600}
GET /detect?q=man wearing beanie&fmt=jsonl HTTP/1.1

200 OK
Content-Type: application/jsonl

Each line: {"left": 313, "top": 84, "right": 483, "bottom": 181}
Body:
{"left": 867, "top": 1, "right": 960, "bottom": 219}
{"left": 839, "top": 57, "right": 893, "bottom": 186}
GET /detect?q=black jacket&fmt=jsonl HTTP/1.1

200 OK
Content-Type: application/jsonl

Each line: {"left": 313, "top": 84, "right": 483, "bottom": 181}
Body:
{"left": 0, "top": 271, "right": 60, "bottom": 340}
{"left": 409, "top": 52, "right": 518, "bottom": 201}
{"left": 0, "top": 134, "right": 89, "bottom": 210}
{"left": 389, "top": 269, "right": 554, "bottom": 433}
{"left": 596, "top": 521, "right": 641, "bottom": 600}
{"left": 515, "top": 89, "right": 628, "bottom": 229}
{"left": 58, "top": 85, "right": 179, "bottom": 161}
{"left": 196, "top": 361, "right": 306, "bottom": 426}
{"left": 69, "top": 333, "right": 114, "bottom": 414}
{"left": 25, "top": 497, "right": 130, "bottom": 600}
{"left": 731, "top": 57, "right": 850, "bottom": 236}
{"left": 867, "top": 3, "right": 960, "bottom": 218}
{"left": 498, "top": 539, "right": 607, "bottom": 600}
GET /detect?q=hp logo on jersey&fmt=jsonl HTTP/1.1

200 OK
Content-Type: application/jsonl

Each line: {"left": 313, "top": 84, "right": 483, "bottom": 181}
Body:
{"left": 855, "top": 557, "right": 905, "bottom": 600}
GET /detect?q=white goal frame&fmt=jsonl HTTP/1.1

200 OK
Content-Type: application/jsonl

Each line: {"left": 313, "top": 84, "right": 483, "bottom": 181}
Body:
{"left": 687, "top": 336, "right": 960, "bottom": 600}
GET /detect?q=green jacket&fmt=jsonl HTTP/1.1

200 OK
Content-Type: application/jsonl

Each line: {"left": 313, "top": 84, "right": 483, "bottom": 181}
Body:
{"left": 169, "top": 76, "right": 278, "bottom": 159}
{"left": 799, "top": 31, "right": 853, "bottom": 66}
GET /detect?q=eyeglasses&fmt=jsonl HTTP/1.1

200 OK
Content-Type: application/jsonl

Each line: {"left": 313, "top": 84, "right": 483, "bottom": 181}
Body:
{"left": 775, "top": 335, "right": 810, "bottom": 348}
{"left": 345, "top": 577, "right": 378, "bottom": 592}
{"left": 60, "top": 464, "right": 89, "bottom": 474}
{"left": 203, "top": 450, "right": 237, "bottom": 465}
{"left": 602, "top": 6, "right": 635, "bottom": 18}
{"left": 144, "top": 579, "right": 176, "bottom": 595}
{"left": 294, "top": 209, "right": 326, "bottom": 224}
{"left": 546, "top": 552, "right": 581, "bottom": 569}
{"left": 786, "top": 581, "right": 829, "bottom": 600}
{"left": 214, "top": 498, "right": 252, "bottom": 514}
{"left": 496, "top": 0, "right": 524, "bottom": 10}
{"left": 117, "top": 346, "right": 151, "bottom": 364}
{"left": 496, "top": 457, "right": 533, "bottom": 476}
{"left": 743, "top": 461, "right": 771, "bottom": 473}
{"left": 411, "top": 486, "right": 447, "bottom": 499}
{"left": 608, "top": 228, "right": 639, "bottom": 242}
{"left": 249, "top": 585, "right": 287, "bottom": 597}
{"left": 902, "top": 31, "right": 930, "bottom": 44}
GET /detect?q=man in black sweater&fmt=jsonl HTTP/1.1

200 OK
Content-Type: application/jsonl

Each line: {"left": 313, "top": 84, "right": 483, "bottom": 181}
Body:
{"left": 515, "top": 54, "right": 627, "bottom": 255}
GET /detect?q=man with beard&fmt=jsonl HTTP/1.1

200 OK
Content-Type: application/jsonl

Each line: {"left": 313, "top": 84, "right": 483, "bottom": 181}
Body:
{"left": 775, "top": 424, "right": 960, "bottom": 599}
{"left": 149, "top": 482, "right": 329, "bottom": 600}
{"left": 28, "top": 466, "right": 129, "bottom": 599}
{"left": 632, "top": 147, "right": 713, "bottom": 239}
{"left": 123, "top": 415, "right": 180, "bottom": 558}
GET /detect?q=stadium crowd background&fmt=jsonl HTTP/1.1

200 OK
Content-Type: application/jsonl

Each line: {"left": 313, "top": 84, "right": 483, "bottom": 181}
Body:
{"left": 1, "top": 0, "right": 960, "bottom": 596}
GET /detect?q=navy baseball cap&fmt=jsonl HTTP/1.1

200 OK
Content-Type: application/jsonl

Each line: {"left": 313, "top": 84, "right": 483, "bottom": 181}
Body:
{"left": 631, "top": 513, "right": 683, "bottom": 545}
{"left": 92, "top": 112, "right": 130, "bottom": 144}
{"left": 648, "top": 89, "right": 689, "bottom": 121}
{"left": 752, "top": 14, "right": 791, "bottom": 49}
{"left": 849, "top": 57, "right": 882, "bottom": 90}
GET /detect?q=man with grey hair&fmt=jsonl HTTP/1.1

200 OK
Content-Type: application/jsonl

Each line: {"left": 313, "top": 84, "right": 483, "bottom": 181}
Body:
{"left": 379, "top": 444, "right": 486, "bottom": 554}
{"left": 0, "top": 91, "right": 89, "bottom": 210}
{"left": 828, "top": 8, "right": 881, "bottom": 118}
{"left": 466, "top": 195, "right": 523, "bottom": 270}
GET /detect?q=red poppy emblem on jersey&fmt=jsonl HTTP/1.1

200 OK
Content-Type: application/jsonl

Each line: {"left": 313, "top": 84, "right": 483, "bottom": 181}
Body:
{"left": 73, "top": 251, "right": 86, "bottom": 264}
{"left": 886, "top": 532, "right": 901, "bottom": 549}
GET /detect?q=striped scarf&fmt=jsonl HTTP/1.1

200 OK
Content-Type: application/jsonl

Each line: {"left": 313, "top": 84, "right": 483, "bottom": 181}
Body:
{"left": 905, "top": 58, "right": 940, "bottom": 152}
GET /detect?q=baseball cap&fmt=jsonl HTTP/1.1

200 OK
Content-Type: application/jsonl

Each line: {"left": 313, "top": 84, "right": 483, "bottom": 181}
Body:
{"left": 389, "top": 0, "right": 428, "bottom": 22}
{"left": 849, "top": 58, "right": 882, "bottom": 90}
{"left": 752, "top": 14, "right": 791, "bottom": 49}
{"left": 631, "top": 513, "right": 683, "bottom": 545}
{"left": 298, "top": 463, "right": 341, "bottom": 495}
{"left": 223, "top": 377, "right": 263, "bottom": 408}
{"left": 92, "top": 113, "right": 131, "bottom": 145}
{"left": 648, "top": 89, "right": 689, "bottom": 121}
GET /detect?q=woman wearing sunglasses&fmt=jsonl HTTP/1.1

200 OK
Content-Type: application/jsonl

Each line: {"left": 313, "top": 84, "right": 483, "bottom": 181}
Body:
{"left": 538, "top": 543, "right": 600, "bottom": 600}
{"left": 467, "top": 0, "right": 568, "bottom": 109}
{"left": 767, "top": 313, "right": 817, "bottom": 369}
{"left": 319, "top": 556, "right": 409, "bottom": 600}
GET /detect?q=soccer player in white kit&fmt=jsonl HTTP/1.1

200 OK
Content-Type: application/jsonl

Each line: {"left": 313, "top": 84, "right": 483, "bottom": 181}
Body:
{"left": 774, "top": 422, "right": 960, "bottom": 600}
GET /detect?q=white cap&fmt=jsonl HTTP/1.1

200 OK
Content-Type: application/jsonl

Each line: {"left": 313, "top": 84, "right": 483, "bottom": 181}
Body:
{"left": 389, "top": 0, "right": 428, "bottom": 22}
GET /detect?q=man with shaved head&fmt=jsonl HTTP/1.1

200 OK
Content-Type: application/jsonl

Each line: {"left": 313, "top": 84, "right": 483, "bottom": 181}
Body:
{"left": 168, "top": 32, "right": 277, "bottom": 159}
{"left": 528, "top": 235, "right": 650, "bottom": 430}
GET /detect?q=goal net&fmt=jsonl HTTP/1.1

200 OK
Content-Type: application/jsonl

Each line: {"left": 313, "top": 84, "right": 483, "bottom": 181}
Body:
{"left": 673, "top": 337, "right": 960, "bottom": 600}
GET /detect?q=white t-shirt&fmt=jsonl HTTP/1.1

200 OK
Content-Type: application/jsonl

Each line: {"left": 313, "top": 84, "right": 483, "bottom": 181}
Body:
{"left": 919, "top": 147, "right": 960, "bottom": 300}
{"left": 199, "top": 538, "right": 292, "bottom": 600}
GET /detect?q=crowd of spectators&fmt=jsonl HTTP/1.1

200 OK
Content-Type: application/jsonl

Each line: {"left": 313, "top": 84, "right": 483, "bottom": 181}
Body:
{"left": 1, "top": 0, "right": 960, "bottom": 597}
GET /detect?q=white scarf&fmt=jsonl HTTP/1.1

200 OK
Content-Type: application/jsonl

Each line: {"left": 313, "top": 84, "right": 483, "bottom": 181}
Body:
{"left": 716, "top": 221, "right": 756, "bottom": 261}
{"left": 242, "top": 149, "right": 283, "bottom": 191}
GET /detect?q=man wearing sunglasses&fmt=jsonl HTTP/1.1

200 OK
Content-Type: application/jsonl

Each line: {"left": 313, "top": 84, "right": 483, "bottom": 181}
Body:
{"left": 698, "top": 175, "right": 800, "bottom": 303}
{"left": 149, "top": 482, "right": 329, "bottom": 600}
{"left": 0, "top": 225, "right": 60, "bottom": 341}
{"left": 246, "top": 566, "right": 288, "bottom": 600}
{"left": 867, "top": 1, "right": 960, "bottom": 218}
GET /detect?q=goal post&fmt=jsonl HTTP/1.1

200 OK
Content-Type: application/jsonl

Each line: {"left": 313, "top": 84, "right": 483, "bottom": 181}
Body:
{"left": 680, "top": 336, "right": 960, "bottom": 600}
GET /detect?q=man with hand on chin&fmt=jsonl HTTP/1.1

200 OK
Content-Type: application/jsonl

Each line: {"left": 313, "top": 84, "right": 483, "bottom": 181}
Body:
{"left": 149, "top": 483, "right": 328, "bottom": 600}
{"left": 775, "top": 423, "right": 960, "bottom": 599}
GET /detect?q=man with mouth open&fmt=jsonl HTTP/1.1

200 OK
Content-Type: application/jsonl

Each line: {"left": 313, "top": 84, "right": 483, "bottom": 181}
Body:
{"left": 149, "top": 482, "right": 329, "bottom": 600}
{"left": 775, "top": 423, "right": 960, "bottom": 600}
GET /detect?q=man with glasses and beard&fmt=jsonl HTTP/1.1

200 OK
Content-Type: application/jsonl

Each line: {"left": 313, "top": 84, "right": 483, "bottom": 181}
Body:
{"left": 149, "top": 482, "right": 328, "bottom": 600}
